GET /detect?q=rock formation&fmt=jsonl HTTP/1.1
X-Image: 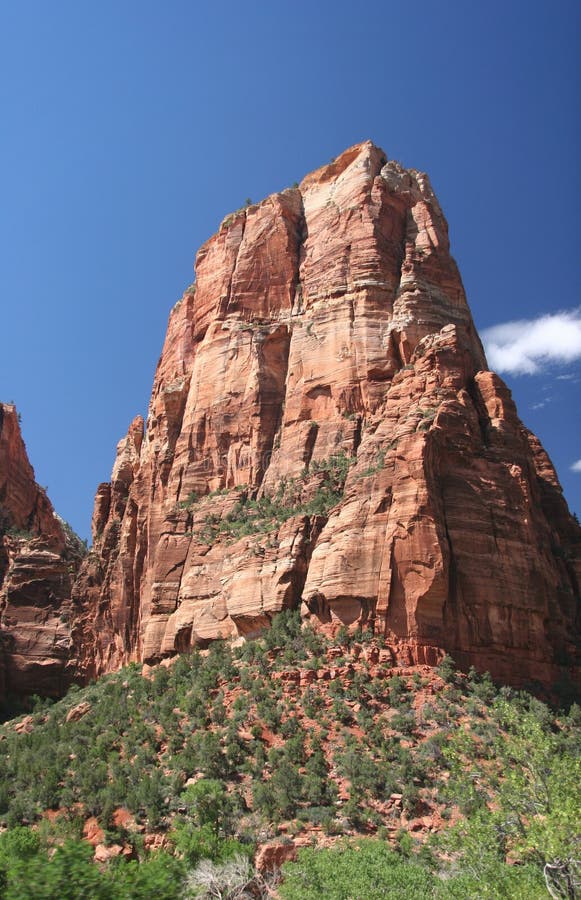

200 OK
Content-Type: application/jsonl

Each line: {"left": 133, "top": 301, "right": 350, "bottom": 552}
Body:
{"left": 70, "top": 141, "right": 580, "bottom": 692}
{"left": 0, "top": 404, "right": 85, "bottom": 700}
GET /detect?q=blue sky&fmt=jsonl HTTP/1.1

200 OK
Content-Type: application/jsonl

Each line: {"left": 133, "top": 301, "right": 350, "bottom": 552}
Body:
{"left": 1, "top": 0, "right": 579, "bottom": 539}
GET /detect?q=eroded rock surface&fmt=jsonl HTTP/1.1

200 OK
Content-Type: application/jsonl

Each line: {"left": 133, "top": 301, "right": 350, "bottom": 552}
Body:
{"left": 0, "top": 404, "right": 85, "bottom": 699}
{"left": 71, "top": 142, "right": 581, "bottom": 691}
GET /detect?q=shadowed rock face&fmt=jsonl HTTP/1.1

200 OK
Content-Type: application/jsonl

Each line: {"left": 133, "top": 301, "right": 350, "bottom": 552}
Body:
{"left": 69, "top": 141, "right": 581, "bottom": 692}
{"left": 0, "top": 404, "right": 84, "bottom": 699}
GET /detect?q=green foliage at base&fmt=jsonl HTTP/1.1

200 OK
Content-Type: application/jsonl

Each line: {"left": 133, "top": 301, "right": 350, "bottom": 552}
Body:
{"left": 0, "top": 830, "right": 185, "bottom": 900}
{"left": 280, "top": 841, "right": 436, "bottom": 900}
{"left": 0, "top": 612, "right": 579, "bottom": 897}
{"left": 280, "top": 838, "right": 547, "bottom": 900}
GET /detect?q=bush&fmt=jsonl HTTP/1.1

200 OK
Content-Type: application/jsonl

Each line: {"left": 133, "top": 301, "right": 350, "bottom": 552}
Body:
{"left": 0, "top": 839, "right": 113, "bottom": 900}
{"left": 279, "top": 840, "right": 436, "bottom": 900}
{"left": 179, "top": 779, "right": 235, "bottom": 835}
{"left": 172, "top": 823, "right": 250, "bottom": 868}
{"left": 184, "top": 855, "right": 270, "bottom": 900}
{"left": 437, "top": 655, "right": 457, "bottom": 684}
{"left": 252, "top": 763, "right": 303, "bottom": 822}
{"left": 110, "top": 852, "right": 185, "bottom": 900}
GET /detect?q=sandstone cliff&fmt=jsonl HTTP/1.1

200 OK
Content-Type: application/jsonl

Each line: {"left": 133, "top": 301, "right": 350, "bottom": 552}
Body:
{"left": 0, "top": 404, "right": 85, "bottom": 700}
{"left": 71, "top": 142, "right": 581, "bottom": 691}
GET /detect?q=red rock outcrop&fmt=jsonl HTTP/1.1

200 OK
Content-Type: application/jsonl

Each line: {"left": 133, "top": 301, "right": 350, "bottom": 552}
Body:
{"left": 70, "top": 142, "right": 581, "bottom": 692}
{"left": 0, "top": 403, "right": 85, "bottom": 700}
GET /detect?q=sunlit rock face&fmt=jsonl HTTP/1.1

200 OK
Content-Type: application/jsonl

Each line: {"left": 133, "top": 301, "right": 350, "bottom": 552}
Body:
{"left": 70, "top": 142, "right": 580, "bottom": 691}
{"left": 0, "top": 404, "right": 83, "bottom": 699}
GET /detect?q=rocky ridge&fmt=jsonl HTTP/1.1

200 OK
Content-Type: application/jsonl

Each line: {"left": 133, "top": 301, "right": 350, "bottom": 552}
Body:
{"left": 68, "top": 141, "right": 580, "bottom": 692}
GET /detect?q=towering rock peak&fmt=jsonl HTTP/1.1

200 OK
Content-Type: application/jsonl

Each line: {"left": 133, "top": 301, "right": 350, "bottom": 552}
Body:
{"left": 70, "top": 143, "right": 580, "bottom": 693}
{"left": 0, "top": 404, "right": 85, "bottom": 700}
{"left": 1, "top": 146, "right": 578, "bottom": 699}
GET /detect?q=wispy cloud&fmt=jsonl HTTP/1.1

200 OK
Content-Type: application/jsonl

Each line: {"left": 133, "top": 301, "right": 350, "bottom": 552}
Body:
{"left": 571, "top": 460, "right": 581, "bottom": 473}
{"left": 481, "top": 308, "right": 581, "bottom": 375}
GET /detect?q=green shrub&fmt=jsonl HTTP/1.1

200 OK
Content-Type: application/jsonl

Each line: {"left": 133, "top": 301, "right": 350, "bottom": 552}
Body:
{"left": 279, "top": 840, "right": 436, "bottom": 900}
{"left": 179, "top": 779, "right": 235, "bottom": 835}
{"left": 198, "top": 453, "right": 354, "bottom": 544}
{"left": 1, "top": 839, "right": 113, "bottom": 900}
{"left": 437, "top": 655, "right": 457, "bottom": 684}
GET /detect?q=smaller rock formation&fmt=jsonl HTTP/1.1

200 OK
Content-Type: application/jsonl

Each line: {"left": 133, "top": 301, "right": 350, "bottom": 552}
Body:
{"left": 0, "top": 403, "right": 85, "bottom": 702}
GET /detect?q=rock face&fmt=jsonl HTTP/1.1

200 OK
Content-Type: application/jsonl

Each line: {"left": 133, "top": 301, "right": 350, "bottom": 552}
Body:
{"left": 0, "top": 404, "right": 85, "bottom": 700}
{"left": 71, "top": 142, "right": 581, "bottom": 692}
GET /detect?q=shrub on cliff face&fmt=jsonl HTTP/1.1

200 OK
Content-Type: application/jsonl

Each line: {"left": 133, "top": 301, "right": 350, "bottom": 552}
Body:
{"left": 198, "top": 452, "right": 355, "bottom": 544}
{"left": 437, "top": 654, "right": 457, "bottom": 684}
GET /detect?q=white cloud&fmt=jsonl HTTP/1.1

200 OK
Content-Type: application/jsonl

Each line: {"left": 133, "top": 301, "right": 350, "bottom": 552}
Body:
{"left": 571, "top": 460, "right": 581, "bottom": 473}
{"left": 481, "top": 308, "right": 581, "bottom": 375}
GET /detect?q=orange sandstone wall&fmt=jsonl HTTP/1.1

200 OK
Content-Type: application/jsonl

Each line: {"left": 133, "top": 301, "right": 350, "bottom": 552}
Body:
{"left": 0, "top": 404, "right": 83, "bottom": 698}
{"left": 70, "top": 143, "right": 581, "bottom": 691}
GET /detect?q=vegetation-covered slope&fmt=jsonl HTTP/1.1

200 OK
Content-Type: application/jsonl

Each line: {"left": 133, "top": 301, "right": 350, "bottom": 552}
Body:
{"left": 0, "top": 613, "right": 578, "bottom": 898}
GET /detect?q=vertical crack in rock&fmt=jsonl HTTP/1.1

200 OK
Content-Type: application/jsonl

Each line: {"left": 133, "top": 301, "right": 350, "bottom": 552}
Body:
{"left": 224, "top": 210, "right": 248, "bottom": 317}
